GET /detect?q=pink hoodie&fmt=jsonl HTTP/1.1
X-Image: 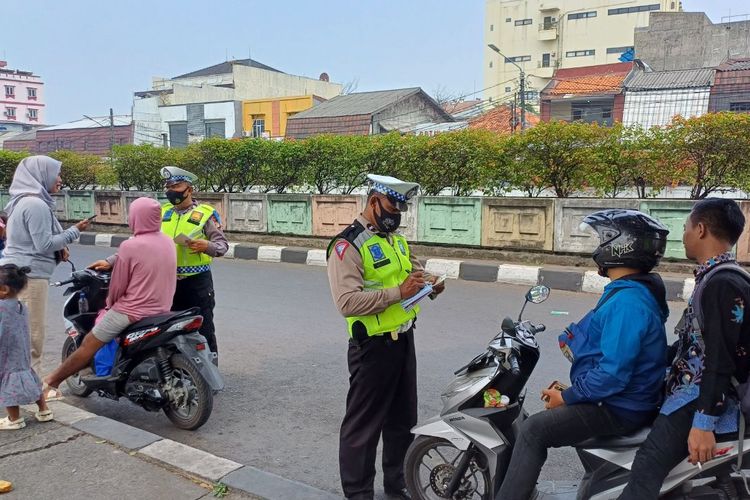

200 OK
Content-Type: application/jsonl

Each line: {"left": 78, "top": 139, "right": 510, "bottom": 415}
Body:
{"left": 107, "top": 197, "right": 176, "bottom": 321}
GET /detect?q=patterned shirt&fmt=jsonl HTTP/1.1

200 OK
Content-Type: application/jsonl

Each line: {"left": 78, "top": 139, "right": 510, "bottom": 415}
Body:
{"left": 661, "top": 253, "right": 749, "bottom": 433}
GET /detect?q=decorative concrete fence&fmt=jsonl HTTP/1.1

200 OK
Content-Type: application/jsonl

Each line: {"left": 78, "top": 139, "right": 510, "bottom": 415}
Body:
{"left": 418, "top": 197, "right": 482, "bottom": 246}
{"left": 227, "top": 194, "right": 267, "bottom": 233}
{"left": 312, "top": 195, "right": 364, "bottom": 237}
{"left": 554, "top": 199, "right": 640, "bottom": 254}
{"left": 94, "top": 191, "right": 126, "bottom": 224}
{"left": 15, "top": 190, "right": 749, "bottom": 262}
{"left": 640, "top": 200, "right": 695, "bottom": 260}
{"left": 483, "top": 198, "right": 554, "bottom": 251}
{"left": 267, "top": 194, "right": 312, "bottom": 235}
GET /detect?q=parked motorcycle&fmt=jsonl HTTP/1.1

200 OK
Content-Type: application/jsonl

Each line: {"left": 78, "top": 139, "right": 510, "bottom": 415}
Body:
{"left": 53, "top": 268, "right": 224, "bottom": 430}
{"left": 405, "top": 285, "right": 750, "bottom": 499}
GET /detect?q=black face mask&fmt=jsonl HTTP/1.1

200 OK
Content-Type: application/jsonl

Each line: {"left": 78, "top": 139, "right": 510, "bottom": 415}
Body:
{"left": 165, "top": 189, "right": 189, "bottom": 205}
{"left": 374, "top": 199, "right": 401, "bottom": 233}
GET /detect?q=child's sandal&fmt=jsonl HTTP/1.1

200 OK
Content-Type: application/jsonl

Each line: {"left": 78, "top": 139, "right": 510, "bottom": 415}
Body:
{"left": 35, "top": 410, "right": 53, "bottom": 422}
{"left": 0, "top": 417, "right": 25, "bottom": 430}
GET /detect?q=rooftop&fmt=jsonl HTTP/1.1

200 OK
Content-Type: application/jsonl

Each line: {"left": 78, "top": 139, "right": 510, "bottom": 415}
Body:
{"left": 625, "top": 68, "right": 715, "bottom": 90}
{"left": 42, "top": 115, "right": 132, "bottom": 131}
{"left": 717, "top": 58, "right": 750, "bottom": 72}
{"left": 290, "top": 88, "right": 449, "bottom": 120}
{"left": 545, "top": 62, "right": 634, "bottom": 96}
{"left": 174, "top": 59, "right": 283, "bottom": 79}
{"left": 469, "top": 105, "right": 540, "bottom": 134}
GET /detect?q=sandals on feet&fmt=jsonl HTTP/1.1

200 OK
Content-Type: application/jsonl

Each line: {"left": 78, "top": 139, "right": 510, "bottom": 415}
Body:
{"left": 35, "top": 410, "right": 54, "bottom": 423}
{"left": 0, "top": 417, "right": 25, "bottom": 430}
{"left": 43, "top": 387, "right": 64, "bottom": 402}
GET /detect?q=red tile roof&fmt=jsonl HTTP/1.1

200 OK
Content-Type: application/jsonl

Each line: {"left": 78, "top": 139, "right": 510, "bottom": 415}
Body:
{"left": 468, "top": 105, "right": 540, "bottom": 134}
{"left": 545, "top": 62, "right": 634, "bottom": 97}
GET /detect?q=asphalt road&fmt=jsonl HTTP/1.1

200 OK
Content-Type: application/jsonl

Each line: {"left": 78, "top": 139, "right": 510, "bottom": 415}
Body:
{"left": 38, "top": 245, "right": 687, "bottom": 496}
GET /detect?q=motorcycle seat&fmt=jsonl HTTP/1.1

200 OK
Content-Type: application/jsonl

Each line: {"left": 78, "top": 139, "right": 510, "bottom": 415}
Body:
{"left": 575, "top": 427, "right": 652, "bottom": 449}
{"left": 124, "top": 308, "right": 200, "bottom": 331}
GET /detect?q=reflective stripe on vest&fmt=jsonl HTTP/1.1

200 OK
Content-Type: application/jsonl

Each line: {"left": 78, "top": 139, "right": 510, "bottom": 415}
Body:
{"left": 161, "top": 203, "right": 215, "bottom": 276}
{"left": 345, "top": 232, "right": 419, "bottom": 338}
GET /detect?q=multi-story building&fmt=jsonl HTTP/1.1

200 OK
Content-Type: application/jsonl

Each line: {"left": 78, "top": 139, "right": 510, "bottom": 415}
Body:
{"left": 484, "top": 0, "right": 682, "bottom": 105}
{"left": 3, "top": 116, "right": 133, "bottom": 155}
{"left": 133, "top": 59, "right": 342, "bottom": 146}
{"left": 242, "top": 95, "right": 326, "bottom": 139}
{"left": 0, "top": 61, "right": 45, "bottom": 132}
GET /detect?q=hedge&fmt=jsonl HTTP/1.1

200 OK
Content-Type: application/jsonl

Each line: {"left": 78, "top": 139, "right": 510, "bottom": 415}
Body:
{"left": 1, "top": 112, "right": 749, "bottom": 199}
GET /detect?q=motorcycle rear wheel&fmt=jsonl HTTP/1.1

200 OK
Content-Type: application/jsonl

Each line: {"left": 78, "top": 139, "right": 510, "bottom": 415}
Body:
{"left": 162, "top": 353, "right": 213, "bottom": 430}
{"left": 405, "top": 435, "right": 491, "bottom": 500}
{"left": 61, "top": 336, "right": 93, "bottom": 397}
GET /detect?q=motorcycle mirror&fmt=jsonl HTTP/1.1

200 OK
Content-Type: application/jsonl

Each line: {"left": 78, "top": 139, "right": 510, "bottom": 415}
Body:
{"left": 525, "top": 285, "right": 550, "bottom": 304}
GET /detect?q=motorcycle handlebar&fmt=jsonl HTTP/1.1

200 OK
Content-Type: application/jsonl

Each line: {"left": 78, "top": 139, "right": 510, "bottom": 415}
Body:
{"left": 508, "top": 353, "right": 521, "bottom": 376}
{"left": 528, "top": 323, "right": 546, "bottom": 334}
{"left": 51, "top": 278, "right": 75, "bottom": 287}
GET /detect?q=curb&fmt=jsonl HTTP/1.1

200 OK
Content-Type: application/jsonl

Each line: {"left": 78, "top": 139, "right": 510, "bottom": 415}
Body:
{"left": 80, "top": 233, "right": 692, "bottom": 301}
{"left": 45, "top": 400, "right": 342, "bottom": 500}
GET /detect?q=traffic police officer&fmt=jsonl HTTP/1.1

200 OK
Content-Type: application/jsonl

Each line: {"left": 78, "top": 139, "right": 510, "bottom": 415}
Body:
{"left": 161, "top": 166, "right": 228, "bottom": 363}
{"left": 327, "top": 174, "right": 446, "bottom": 500}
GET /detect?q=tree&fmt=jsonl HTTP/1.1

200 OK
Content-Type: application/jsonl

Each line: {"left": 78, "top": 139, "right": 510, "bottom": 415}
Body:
{"left": 511, "top": 121, "right": 602, "bottom": 198}
{"left": 50, "top": 150, "right": 103, "bottom": 190}
{"left": 113, "top": 144, "right": 171, "bottom": 191}
{"left": 664, "top": 113, "right": 750, "bottom": 199}
{"left": 260, "top": 139, "right": 305, "bottom": 193}
{"left": 0, "top": 151, "right": 29, "bottom": 188}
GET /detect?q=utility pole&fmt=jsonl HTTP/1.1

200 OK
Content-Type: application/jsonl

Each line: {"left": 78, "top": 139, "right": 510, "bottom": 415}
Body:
{"left": 488, "top": 44, "right": 527, "bottom": 130}
{"left": 519, "top": 70, "right": 526, "bottom": 131}
{"left": 109, "top": 108, "right": 114, "bottom": 169}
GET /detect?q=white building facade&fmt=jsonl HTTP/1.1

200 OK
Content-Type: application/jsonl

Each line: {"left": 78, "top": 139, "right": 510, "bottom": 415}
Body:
{"left": 484, "top": 0, "right": 682, "bottom": 106}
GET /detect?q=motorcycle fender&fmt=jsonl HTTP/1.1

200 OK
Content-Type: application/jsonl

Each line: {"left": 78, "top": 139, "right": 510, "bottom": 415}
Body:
{"left": 411, "top": 415, "right": 471, "bottom": 451}
{"left": 169, "top": 333, "right": 225, "bottom": 391}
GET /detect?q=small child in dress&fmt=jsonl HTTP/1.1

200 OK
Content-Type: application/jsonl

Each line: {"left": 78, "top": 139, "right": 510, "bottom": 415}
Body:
{"left": 0, "top": 264, "right": 52, "bottom": 429}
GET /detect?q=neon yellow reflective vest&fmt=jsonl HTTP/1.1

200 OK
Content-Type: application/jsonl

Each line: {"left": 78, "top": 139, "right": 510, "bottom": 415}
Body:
{"left": 161, "top": 203, "right": 215, "bottom": 276}
{"left": 328, "top": 221, "right": 419, "bottom": 338}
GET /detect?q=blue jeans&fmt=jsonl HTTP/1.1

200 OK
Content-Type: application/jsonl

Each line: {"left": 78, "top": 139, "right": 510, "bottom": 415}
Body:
{"left": 497, "top": 403, "right": 642, "bottom": 500}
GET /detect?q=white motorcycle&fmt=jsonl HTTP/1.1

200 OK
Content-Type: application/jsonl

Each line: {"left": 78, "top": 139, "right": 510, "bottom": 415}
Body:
{"left": 405, "top": 285, "right": 750, "bottom": 499}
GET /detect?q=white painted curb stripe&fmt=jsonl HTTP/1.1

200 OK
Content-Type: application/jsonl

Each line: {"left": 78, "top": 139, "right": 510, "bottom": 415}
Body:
{"left": 224, "top": 242, "right": 238, "bottom": 259}
{"left": 94, "top": 233, "right": 113, "bottom": 247}
{"left": 425, "top": 259, "right": 462, "bottom": 279}
{"left": 683, "top": 278, "right": 695, "bottom": 301}
{"left": 257, "top": 245, "right": 285, "bottom": 262}
{"left": 139, "top": 439, "right": 242, "bottom": 482}
{"left": 582, "top": 271, "right": 611, "bottom": 294}
{"left": 306, "top": 249, "right": 327, "bottom": 267}
{"left": 496, "top": 264, "right": 540, "bottom": 285}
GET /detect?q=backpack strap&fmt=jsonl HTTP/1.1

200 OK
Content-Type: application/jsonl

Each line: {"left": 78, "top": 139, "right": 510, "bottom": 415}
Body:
{"left": 692, "top": 263, "right": 750, "bottom": 332}
{"left": 326, "top": 220, "right": 366, "bottom": 260}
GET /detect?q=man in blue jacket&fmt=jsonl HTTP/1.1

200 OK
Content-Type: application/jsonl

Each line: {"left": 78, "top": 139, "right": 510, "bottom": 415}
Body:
{"left": 497, "top": 209, "right": 670, "bottom": 500}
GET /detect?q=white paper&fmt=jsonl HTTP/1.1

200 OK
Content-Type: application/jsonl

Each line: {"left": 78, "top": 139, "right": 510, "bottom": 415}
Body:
{"left": 401, "top": 283, "right": 434, "bottom": 312}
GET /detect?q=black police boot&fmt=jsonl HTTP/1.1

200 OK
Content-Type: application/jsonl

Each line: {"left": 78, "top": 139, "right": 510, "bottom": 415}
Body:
{"left": 384, "top": 487, "right": 411, "bottom": 500}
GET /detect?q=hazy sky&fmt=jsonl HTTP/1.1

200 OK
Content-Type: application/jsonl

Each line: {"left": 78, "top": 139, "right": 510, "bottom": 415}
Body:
{"left": 1, "top": 0, "right": 746, "bottom": 124}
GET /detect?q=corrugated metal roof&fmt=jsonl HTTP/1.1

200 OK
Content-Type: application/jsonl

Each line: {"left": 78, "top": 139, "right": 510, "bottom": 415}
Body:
{"left": 42, "top": 116, "right": 132, "bottom": 131}
{"left": 174, "top": 59, "right": 282, "bottom": 79}
{"left": 625, "top": 68, "right": 714, "bottom": 90}
{"left": 289, "top": 88, "right": 424, "bottom": 119}
{"left": 717, "top": 59, "right": 750, "bottom": 71}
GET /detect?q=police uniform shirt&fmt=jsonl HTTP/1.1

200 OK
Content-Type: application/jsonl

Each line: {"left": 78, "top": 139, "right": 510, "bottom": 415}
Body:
{"left": 327, "top": 215, "right": 427, "bottom": 317}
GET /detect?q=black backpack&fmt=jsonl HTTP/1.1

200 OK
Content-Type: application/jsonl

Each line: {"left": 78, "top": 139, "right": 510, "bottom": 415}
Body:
{"left": 691, "top": 262, "right": 750, "bottom": 482}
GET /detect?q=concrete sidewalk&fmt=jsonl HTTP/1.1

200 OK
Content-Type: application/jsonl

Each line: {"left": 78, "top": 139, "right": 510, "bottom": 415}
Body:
{"left": 0, "top": 401, "right": 339, "bottom": 500}
{"left": 80, "top": 232, "right": 696, "bottom": 302}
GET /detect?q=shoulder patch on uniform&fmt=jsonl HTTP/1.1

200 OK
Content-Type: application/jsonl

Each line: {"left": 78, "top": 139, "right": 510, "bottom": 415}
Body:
{"left": 397, "top": 240, "right": 406, "bottom": 255}
{"left": 334, "top": 241, "right": 350, "bottom": 260}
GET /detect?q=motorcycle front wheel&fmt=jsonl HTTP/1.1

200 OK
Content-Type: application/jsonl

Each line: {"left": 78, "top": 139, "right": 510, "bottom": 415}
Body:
{"left": 405, "top": 436, "right": 492, "bottom": 500}
{"left": 61, "top": 336, "right": 93, "bottom": 397}
{"left": 162, "top": 353, "right": 213, "bottom": 430}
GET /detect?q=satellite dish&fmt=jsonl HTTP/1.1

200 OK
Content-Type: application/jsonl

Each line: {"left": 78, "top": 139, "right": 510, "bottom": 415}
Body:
{"left": 319, "top": 72, "right": 330, "bottom": 82}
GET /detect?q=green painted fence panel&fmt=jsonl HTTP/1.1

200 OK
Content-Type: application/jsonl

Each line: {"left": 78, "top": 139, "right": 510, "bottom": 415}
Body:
{"left": 417, "top": 197, "right": 482, "bottom": 246}
{"left": 66, "top": 191, "right": 95, "bottom": 221}
{"left": 267, "top": 194, "right": 312, "bottom": 235}
{"left": 0, "top": 191, "right": 9, "bottom": 210}
{"left": 640, "top": 200, "right": 695, "bottom": 259}
{"left": 51, "top": 193, "right": 68, "bottom": 221}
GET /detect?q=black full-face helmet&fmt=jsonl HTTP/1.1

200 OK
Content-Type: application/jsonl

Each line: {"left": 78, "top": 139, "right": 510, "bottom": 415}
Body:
{"left": 581, "top": 209, "right": 670, "bottom": 274}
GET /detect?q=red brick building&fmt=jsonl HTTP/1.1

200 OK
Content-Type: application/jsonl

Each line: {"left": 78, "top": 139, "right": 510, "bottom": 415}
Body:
{"left": 708, "top": 59, "right": 750, "bottom": 113}
{"left": 4, "top": 115, "right": 133, "bottom": 155}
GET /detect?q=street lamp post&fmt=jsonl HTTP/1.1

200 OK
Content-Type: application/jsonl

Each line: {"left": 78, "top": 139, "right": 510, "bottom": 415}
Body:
{"left": 488, "top": 43, "right": 526, "bottom": 130}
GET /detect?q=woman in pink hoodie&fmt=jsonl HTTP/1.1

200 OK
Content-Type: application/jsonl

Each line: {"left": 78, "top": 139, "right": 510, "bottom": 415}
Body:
{"left": 44, "top": 197, "right": 176, "bottom": 389}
